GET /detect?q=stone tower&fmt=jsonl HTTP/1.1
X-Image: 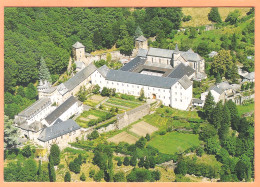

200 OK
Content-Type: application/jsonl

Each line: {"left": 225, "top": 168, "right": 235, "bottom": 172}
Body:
{"left": 72, "top": 41, "right": 86, "bottom": 62}
{"left": 135, "top": 35, "right": 148, "bottom": 50}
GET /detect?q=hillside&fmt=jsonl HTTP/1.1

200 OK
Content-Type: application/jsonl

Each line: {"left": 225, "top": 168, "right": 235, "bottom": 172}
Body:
{"left": 182, "top": 7, "right": 250, "bottom": 27}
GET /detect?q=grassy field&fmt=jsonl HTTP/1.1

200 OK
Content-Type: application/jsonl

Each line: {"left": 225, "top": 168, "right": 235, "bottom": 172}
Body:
{"left": 75, "top": 109, "right": 109, "bottom": 128}
{"left": 106, "top": 98, "right": 142, "bottom": 108}
{"left": 237, "top": 103, "right": 254, "bottom": 116}
{"left": 182, "top": 7, "right": 251, "bottom": 27}
{"left": 148, "top": 132, "right": 200, "bottom": 155}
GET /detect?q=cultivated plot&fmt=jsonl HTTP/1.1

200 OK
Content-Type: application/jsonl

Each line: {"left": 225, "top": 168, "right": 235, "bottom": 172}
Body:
{"left": 107, "top": 131, "right": 138, "bottom": 144}
{"left": 129, "top": 121, "right": 158, "bottom": 137}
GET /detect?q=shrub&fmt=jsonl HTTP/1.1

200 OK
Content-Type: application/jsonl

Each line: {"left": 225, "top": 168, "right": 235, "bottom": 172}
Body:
{"left": 123, "top": 157, "right": 130, "bottom": 166}
{"left": 145, "top": 134, "right": 151, "bottom": 141}
{"left": 22, "top": 145, "right": 32, "bottom": 158}
{"left": 89, "top": 169, "right": 95, "bottom": 178}
{"left": 88, "top": 130, "right": 99, "bottom": 140}
{"left": 64, "top": 171, "right": 71, "bottom": 182}
{"left": 159, "top": 131, "right": 166, "bottom": 135}
{"left": 117, "top": 158, "right": 122, "bottom": 166}
{"left": 113, "top": 171, "right": 126, "bottom": 182}
{"left": 69, "top": 161, "right": 81, "bottom": 174}
{"left": 94, "top": 170, "right": 104, "bottom": 182}
{"left": 151, "top": 170, "right": 161, "bottom": 181}
{"left": 80, "top": 173, "right": 86, "bottom": 181}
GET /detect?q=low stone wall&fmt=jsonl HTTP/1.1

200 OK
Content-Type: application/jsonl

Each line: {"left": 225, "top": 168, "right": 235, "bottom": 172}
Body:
{"left": 115, "top": 104, "right": 151, "bottom": 130}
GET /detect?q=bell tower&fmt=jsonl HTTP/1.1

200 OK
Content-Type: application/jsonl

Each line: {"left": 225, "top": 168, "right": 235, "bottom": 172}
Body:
{"left": 72, "top": 41, "right": 85, "bottom": 62}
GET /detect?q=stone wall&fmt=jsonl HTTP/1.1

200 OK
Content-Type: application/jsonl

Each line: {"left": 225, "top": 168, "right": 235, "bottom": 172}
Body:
{"left": 115, "top": 104, "right": 151, "bottom": 129}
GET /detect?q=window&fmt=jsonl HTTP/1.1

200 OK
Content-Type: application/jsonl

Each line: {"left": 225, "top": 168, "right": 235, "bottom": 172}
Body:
{"left": 180, "top": 99, "right": 182, "bottom": 102}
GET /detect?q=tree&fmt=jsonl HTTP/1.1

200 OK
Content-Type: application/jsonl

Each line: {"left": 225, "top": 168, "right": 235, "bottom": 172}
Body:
{"left": 117, "top": 158, "right": 122, "bottom": 166}
{"left": 215, "top": 73, "right": 221, "bottom": 84}
{"left": 119, "top": 36, "right": 134, "bottom": 56}
{"left": 126, "top": 168, "right": 152, "bottom": 182}
{"left": 211, "top": 101, "right": 223, "bottom": 130}
{"left": 225, "top": 10, "right": 240, "bottom": 25}
{"left": 203, "top": 91, "right": 215, "bottom": 121}
{"left": 22, "top": 145, "right": 32, "bottom": 158}
{"left": 135, "top": 137, "right": 147, "bottom": 149}
{"left": 208, "top": 8, "right": 222, "bottom": 23}
{"left": 19, "top": 159, "right": 38, "bottom": 182}
{"left": 89, "top": 169, "right": 95, "bottom": 178}
{"left": 94, "top": 170, "right": 104, "bottom": 182}
{"left": 123, "top": 157, "right": 130, "bottom": 166}
{"left": 25, "top": 83, "right": 38, "bottom": 100}
{"left": 101, "top": 87, "right": 110, "bottom": 96}
{"left": 17, "top": 86, "right": 25, "bottom": 97}
{"left": 189, "top": 28, "right": 197, "bottom": 39}
{"left": 113, "top": 171, "right": 126, "bottom": 182}
{"left": 211, "top": 50, "right": 233, "bottom": 77}
{"left": 64, "top": 171, "right": 71, "bottom": 182}
{"left": 145, "top": 133, "right": 151, "bottom": 141}
{"left": 175, "top": 159, "right": 187, "bottom": 175}
{"left": 139, "top": 88, "right": 145, "bottom": 101}
{"left": 197, "top": 42, "right": 210, "bottom": 57}
{"left": 231, "top": 33, "right": 237, "bottom": 51}
{"left": 130, "top": 156, "right": 137, "bottom": 166}
{"left": 135, "top": 26, "right": 143, "bottom": 38}
{"left": 48, "top": 158, "right": 56, "bottom": 182}
{"left": 4, "top": 115, "right": 20, "bottom": 148}
{"left": 80, "top": 173, "right": 86, "bottom": 181}
{"left": 235, "top": 154, "right": 252, "bottom": 181}
{"left": 49, "top": 144, "right": 60, "bottom": 166}
{"left": 39, "top": 57, "right": 52, "bottom": 83}
{"left": 37, "top": 160, "right": 43, "bottom": 181}
{"left": 151, "top": 170, "right": 161, "bottom": 181}
{"left": 219, "top": 104, "right": 231, "bottom": 140}
{"left": 88, "top": 130, "right": 99, "bottom": 140}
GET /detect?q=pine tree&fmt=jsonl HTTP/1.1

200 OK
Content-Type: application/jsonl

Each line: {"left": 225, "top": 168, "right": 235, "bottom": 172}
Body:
{"left": 123, "top": 157, "right": 130, "bottom": 166}
{"left": 37, "top": 160, "right": 43, "bottom": 181}
{"left": 203, "top": 91, "right": 215, "bottom": 121}
{"left": 208, "top": 8, "right": 222, "bottom": 23}
{"left": 211, "top": 101, "right": 223, "bottom": 130}
{"left": 215, "top": 73, "right": 221, "bottom": 84}
{"left": 219, "top": 104, "right": 231, "bottom": 140}
{"left": 135, "top": 26, "right": 143, "bottom": 38}
{"left": 130, "top": 156, "right": 137, "bottom": 166}
{"left": 231, "top": 33, "right": 237, "bottom": 51}
{"left": 39, "top": 57, "right": 52, "bottom": 83}
{"left": 64, "top": 171, "right": 71, "bottom": 182}
{"left": 4, "top": 115, "right": 20, "bottom": 148}
{"left": 49, "top": 144, "right": 60, "bottom": 166}
{"left": 48, "top": 157, "right": 56, "bottom": 182}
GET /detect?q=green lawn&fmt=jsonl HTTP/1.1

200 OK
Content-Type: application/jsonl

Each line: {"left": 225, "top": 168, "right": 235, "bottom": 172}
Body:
{"left": 106, "top": 98, "right": 141, "bottom": 108}
{"left": 148, "top": 132, "right": 200, "bottom": 155}
{"left": 237, "top": 103, "right": 254, "bottom": 116}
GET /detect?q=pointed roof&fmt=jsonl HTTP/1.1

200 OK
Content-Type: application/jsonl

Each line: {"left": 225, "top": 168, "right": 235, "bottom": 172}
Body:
{"left": 188, "top": 48, "right": 194, "bottom": 53}
{"left": 72, "top": 41, "right": 85, "bottom": 49}
{"left": 174, "top": 44, "right": 179, "bottom": 53}
{"left": 136, "top": 35, "right": 147, "bottom": 42}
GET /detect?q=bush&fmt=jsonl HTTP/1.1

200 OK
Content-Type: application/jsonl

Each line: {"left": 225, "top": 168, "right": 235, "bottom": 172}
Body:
{"left": 64, "top": 171, "right": 71, "bottom": 182}
{"left": 117, "top": 158, "right": 122, "bottom": 166}
{"left": 114, "top": 171, "right": 126, "bottom": 182}
{"left": 69, "top": 161, "right": 81, "bottom": 174}
{"left": 145, "top": 134, "right": 151, "bottom": 141}
{"left": 151, "top": 170, "right": 161, "bottom": 181}
{"left": 21, "top": 145, "right": 32, "bottom": 158}
{"left": 88, "top": 130, "right": 99, "bottom": 140}
{"left": 80, "top": 173, "right": 86, "bottom": 181}
{"left": 159, "top": 131, "right": 166, "bottom": 135}
{"left": 94, "top": 170, "right": 104, "bottom": 182}
{"left": 89, "top": 169, "right": 95, "bottom": 178}
{"left": 123, "top": 157, "right": 130, "bottom": 166}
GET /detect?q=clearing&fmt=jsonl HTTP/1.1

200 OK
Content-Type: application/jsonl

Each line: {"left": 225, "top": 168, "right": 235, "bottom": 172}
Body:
{"left": 107, "top": 131, "right": 139, "bottom": 144}
{"left": 129, "top": 121, "right": 158, "bottom": 137}
{"left": 237, "top": 103, "right": 254, "bottom": 117}
{"left": 148, "top": 132, "right": 200, "bottom": 155}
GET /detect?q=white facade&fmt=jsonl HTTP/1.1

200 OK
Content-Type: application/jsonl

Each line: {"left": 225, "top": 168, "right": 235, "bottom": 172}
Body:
{"left": 91, "top": 70, "right": 192, "bottom": 110}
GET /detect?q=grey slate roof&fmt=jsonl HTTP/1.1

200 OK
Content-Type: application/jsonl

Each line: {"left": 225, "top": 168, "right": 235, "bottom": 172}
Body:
{"left": 19, "top": 121, "right": 46, "bottom": 132}
{"left": 181, "top": 51, "right": 202, "bottom": 62}
{"left": 137, "top": 48, "right": 148, "bottom": 57}
{"left": 75, "top": 61, "right": 85, "bottom": 69}
{"left": 218, "top": 82, "right": 231, "bottom": 90}
{"left": 147, "top": 48, "right": 174, "bottom": 58}
{"left": 97, "top": 65, "right": 110, "bottom": 77}
{"left": 208, "top": 85, "right": 224, "bottom": 95}
{"left": 18, "top": 98, "right": 51, "bottom": 118}
{"left": 120, "top": 57, "right": 146, "bottom": 72}
{"left": 167, "top": 63, "right": 195, "bottom": 78}
{"left": 135, "top": 35, "right": 147, "bottom": 42}
{"left": 72, "top": 41, "right": 85, "bottom": 49}
{"left": 45, "top": 96, "right": 78, "bottom": 125}
{"left": 38, "top": 119, "right": 81, "bottom": 142}
{"left": 106, "top": 69, "right": 178, "bottom": 89}
{"left": 178, "top": 75, "right": 192, "bottom": 90}
{"left": 58, "top": 63, "right": 97, "bottom": 95}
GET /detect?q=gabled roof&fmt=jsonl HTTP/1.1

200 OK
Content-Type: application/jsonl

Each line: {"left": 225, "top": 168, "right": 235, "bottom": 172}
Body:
{"left": 135, "top": 35, "right": 147, "bottom": 42}
{"left": 97, "top": 65, "right": 110, "bottom": 78}
{"left": 167, "top": 63, "right": 195, "bottom": 79}
{"left": 178, "top": 75, "right": 192, "bottom": 90}
{"left": 180, "top": 51, "right": 202, "bottom": 62}
{"left": 208, "top": 85, "right": 224, "bottom": 95}
{"left": 72, "top": 41, "right": 85, "bottom": 49}
{"left": 19, "top": 121, "right": 46, "bottom": 132}
{"left": 45, "top": 96, "right": 78, "bottom": 125}
{"left": 217, "top": 82, "right": 231, "bottom": 90}
{"left": 75, "top": 61, "right": 85, "bottom": 69}
{"left": 18, "top": 98, "right": 51, "bottom": 117}
{"left": 58, "top": 63, "right": 97, "bottom": 95}
{"left": 137, "top": 48, "right": 148, "bottom": 57}
{"left": 120, "top": 56, "right": 146, "bottom": 72}
{"left": 147, "top": 48, "right": 174, "bottom": 58}
{"left": 106, "top": 69, "right": 179, "bottom": 89}
{"left": 38, "top": 119, "right": 81, "bottom": 142}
